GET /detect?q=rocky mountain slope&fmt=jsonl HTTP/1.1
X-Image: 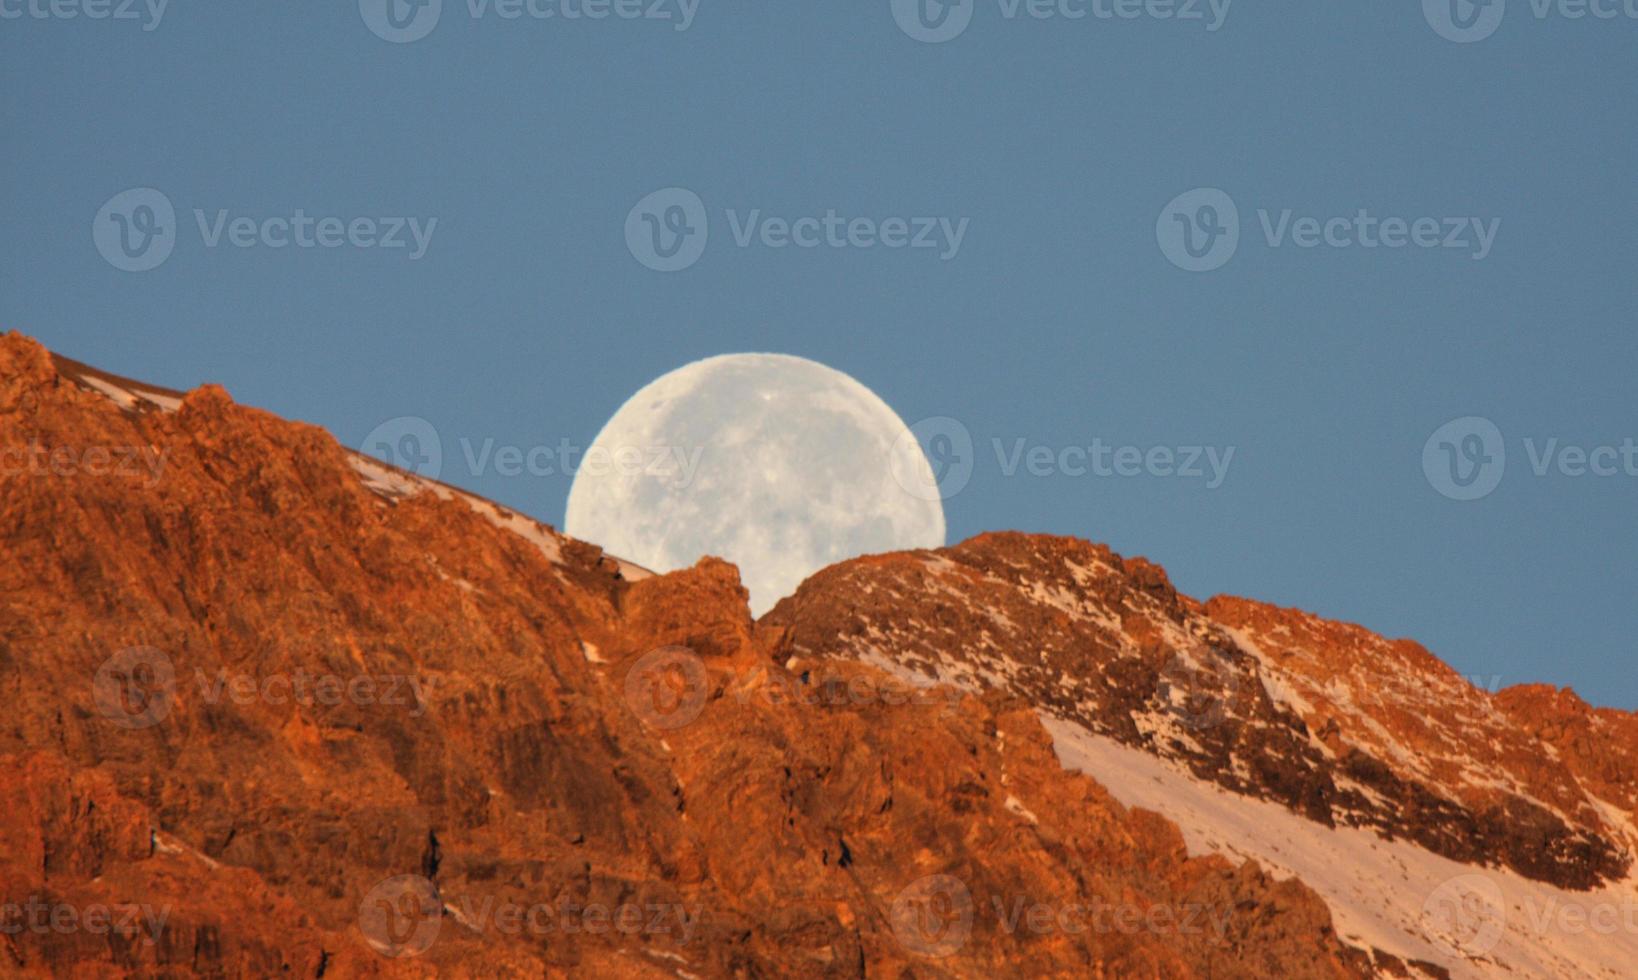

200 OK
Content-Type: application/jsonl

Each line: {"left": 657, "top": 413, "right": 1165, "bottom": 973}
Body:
{"left": 764, "top": 530, "right": 1638, "bottom": 976}
{"left": 2, "top": 330, "right": 1633, "bottom": 977}
{"left": 765, "top": 533, "right": 1636, "bottom": 889}
{"left": 1, "top": 331, "right": 1368, "bottom": 977}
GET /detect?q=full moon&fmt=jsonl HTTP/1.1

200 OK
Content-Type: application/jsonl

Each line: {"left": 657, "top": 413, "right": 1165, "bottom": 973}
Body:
{"left": 564, "top": 354, "right": 946, "bottom": 616}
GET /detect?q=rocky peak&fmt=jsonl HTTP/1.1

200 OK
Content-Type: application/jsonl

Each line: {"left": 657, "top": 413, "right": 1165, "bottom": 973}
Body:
{"left": 765, "top": 533, "right": 1634, "bottom": 893}
{"left": 2, "top": 334, "right": 1369, "bottom": 977}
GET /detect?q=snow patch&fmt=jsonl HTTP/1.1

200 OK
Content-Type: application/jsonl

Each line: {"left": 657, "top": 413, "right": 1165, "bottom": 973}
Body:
{"left": 348, "top": 455, "right": 425, "bottom": 500}
{"left": 72, "top": 373, "right": 183, "bottom": 413}
{"left": 1044, "top": 713, "right": 1638, "bottom": 980}
{"left": 1004, "top": 794, "right": 1040, "bottom": 824}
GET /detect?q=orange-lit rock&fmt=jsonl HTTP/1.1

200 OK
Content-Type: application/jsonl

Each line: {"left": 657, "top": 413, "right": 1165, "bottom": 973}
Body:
{"left": 22, "top": 331, "right": 1638, "bottom": 976}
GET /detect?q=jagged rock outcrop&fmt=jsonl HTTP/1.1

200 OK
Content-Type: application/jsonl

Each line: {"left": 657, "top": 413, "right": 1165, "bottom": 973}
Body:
{"left": 1, "top": 331, "right": 1367, "bottom": 977}
{"left": 764, "top": 533, "right": 1633, "bottom": 893}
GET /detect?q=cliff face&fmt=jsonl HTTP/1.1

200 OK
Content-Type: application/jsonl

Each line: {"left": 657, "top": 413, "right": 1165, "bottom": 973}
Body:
{"left": 762, "top": 530, "right": 1638, "bottom": 978}
{"left": 764, "top": 533, "right": 1634, "bottom": 893}
{"left": 0, "top": 330, "right": 1367, "bottom": 978}
{"left": 9, "top": 331, "right": 1637, "bottom": 979}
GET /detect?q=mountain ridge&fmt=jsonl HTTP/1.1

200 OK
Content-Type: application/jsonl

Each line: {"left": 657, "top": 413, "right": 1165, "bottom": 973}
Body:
{"left": 1, "top": 329, "right": 1368, "bottom": 976}
{"left": 4, "top": 330, "right": 1635, "bottom": 977}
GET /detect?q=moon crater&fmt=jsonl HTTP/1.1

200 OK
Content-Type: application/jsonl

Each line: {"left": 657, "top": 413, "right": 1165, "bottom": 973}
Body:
{"left": 565, "top": 353, "right": 945, "bottom": 615}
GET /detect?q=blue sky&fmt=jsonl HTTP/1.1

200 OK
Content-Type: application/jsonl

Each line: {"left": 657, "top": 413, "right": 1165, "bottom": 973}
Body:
{"left": 4, "top": 1, "right": 1636, "bottom": 706}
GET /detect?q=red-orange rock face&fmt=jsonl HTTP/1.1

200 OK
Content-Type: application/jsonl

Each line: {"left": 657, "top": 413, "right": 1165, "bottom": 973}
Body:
{"left": 9, "top": 331, "right": 1637, "bottom": 978}
{"left": 0, "top": 331, "right": 1369, "bottom": 977}
{"left": 766, "top": 532, "right": 1633, "bottom": 893}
